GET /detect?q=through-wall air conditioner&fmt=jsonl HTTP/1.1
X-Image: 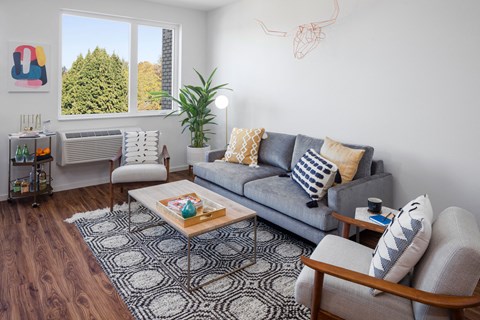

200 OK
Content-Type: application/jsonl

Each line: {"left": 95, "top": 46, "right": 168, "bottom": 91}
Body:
{"left": 56, "top": 127, "right": 140, "bottom": 166}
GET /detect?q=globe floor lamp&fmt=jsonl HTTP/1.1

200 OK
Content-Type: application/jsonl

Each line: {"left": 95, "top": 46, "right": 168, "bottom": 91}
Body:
{"left": 215, "top": 95, "right": 229, "bottom": 146}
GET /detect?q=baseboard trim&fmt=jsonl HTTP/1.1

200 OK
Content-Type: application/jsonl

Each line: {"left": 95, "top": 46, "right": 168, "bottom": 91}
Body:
{"left": 0, "top": 165, "right": 190, "bottom": 202}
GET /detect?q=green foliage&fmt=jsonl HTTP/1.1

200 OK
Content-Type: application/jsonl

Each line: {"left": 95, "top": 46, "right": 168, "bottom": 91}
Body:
{"left": 150, "top": 68, "right": 231, "bottom": 148}
{"left": 137, "top": 61, "right": 162, "bottom": 111}
{"left": 61, "top": 47, "right": 128, "bottom": 115}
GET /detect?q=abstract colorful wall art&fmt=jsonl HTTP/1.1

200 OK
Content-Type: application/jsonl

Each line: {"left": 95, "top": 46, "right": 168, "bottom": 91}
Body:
{"left": 8, "top": 42, "right": 50, "bottom": 92}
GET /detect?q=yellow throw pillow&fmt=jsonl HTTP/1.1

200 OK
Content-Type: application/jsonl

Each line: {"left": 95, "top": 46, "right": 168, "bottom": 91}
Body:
{"left": 224, "top": 128, "right": 265, "bottom": 165}
{"left": 320, "top": 136, "right": 365, "bottom": 183}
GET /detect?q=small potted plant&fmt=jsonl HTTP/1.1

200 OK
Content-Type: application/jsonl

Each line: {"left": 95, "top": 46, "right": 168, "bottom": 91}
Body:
{"left": 151, "top": 68, "right": 230, "bottom": 165}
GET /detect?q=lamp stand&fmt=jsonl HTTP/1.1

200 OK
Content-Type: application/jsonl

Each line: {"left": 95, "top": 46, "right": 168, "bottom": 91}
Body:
{"left": 225, "top": 107, "right": 228, "bottom": 147}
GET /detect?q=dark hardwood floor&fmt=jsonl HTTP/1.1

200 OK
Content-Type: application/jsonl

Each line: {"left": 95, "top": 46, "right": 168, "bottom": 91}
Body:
{"left": 0, "top": 170, "right": 479, "bottom": 320}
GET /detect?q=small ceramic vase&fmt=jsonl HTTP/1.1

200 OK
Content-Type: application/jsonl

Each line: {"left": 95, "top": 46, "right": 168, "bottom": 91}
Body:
{"left": 181, "top": 200, "right": 197, "bottom": 219}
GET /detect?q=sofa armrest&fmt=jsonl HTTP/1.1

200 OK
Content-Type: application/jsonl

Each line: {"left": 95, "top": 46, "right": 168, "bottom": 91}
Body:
{"left": 206, "top": 149, "right": 227, "bottom": 162}
{"left": 327, "top": 173, "right": 393, "bottom": 237}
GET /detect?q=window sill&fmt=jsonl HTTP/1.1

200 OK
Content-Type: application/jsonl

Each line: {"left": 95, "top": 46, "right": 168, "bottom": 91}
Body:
{"left": 58, "top": 110, "right": 180, "bottom": 121}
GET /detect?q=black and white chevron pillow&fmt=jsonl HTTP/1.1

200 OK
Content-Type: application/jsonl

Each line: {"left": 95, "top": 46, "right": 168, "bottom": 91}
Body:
{"left": 291, "top": 148, "right": 338, "bottom": 200}
{"left": 369, "top": 194, "right": 433, "bottom": 295}
{"left": 123, "top": 131, "right": 160, "bottom": 165}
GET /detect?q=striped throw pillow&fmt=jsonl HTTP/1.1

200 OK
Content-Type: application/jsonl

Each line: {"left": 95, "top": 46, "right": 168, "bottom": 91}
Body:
{"left": 122, "top": 131, "right": 160, "bottom": 165}
{"left": 369, "top": 194, "right": 433, "bottom": 295}
{"left": 291, "top": 149, "right": 338, "bottom": 200}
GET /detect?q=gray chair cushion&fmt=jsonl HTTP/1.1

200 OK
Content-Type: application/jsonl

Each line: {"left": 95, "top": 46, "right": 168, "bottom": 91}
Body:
{"left": 244, "top": 176, "right": 337, "bottom": 231}
{"left": 258, "top": 132, "right": 296, "bottom": 171}
{"left": 412, "top": 207, "right": 480, "bottom": 320}
{"left": 291, "top": 134, "right": 374, "bottom": 180}
{"left": 295, "top": 235, "right": 414, "bottom": 320}
{"left": 193, "top": 161, "right": 285, "bottom": 196}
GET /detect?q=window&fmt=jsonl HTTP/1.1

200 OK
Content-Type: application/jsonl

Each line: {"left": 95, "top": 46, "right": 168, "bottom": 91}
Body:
{"left": 60, "top": 11, "right": 179, "bottom": 119}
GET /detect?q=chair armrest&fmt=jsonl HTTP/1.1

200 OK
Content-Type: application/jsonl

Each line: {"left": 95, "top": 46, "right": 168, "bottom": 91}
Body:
{"left": 161, "top": 145, "right": 170, "bottom": 161}
{"left": 161, "top": 145, "right": 170, "bottom": 181}
{"left": 328, "top": 173, "right": 393, "bottom": 237}
{"left": 206, "top": 148, "right": 227, "bottom": 162}
{"left": 332, "top": 212, "right": 385, "bottom": 237}
{"left": 109, "top": 148, "right": 122, "bottom": 183}
{"left": 301, "top": 256, "right": 480, "bottom": 310}
{"left": 109, "top": 148, "right": 122, "bottom": 163}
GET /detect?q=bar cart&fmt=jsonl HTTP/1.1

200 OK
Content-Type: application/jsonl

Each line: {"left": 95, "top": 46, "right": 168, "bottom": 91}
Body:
{"left": 8, "top": 133, "right": 54, "bottom": 207}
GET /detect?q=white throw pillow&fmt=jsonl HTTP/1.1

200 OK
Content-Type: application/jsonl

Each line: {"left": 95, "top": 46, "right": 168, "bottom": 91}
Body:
{"left": 291, "top": 148, "right": 338, "bottom": 200}
{"left": 369, "top": 194, "right": 433, "bottom": 295}
{"left": 122, "top": 131, "right": 159, "bottom": 165}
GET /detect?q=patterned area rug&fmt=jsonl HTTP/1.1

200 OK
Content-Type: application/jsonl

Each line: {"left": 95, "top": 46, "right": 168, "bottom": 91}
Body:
{"left": 68, "top": 204, "right": 314, "bottom": 320}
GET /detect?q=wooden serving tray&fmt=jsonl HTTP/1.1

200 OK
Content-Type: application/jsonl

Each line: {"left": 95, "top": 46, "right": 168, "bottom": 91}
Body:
{"left": 156, "top": 193, "right": 226, "bottom": 227}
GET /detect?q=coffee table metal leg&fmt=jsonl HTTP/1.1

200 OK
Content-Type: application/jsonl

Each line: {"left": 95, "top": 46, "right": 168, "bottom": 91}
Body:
{"left": 128, "top": 194, "right": 132, "bottom": 233}
{"left": 187, "top": 237, "right": 191, "bottom": 292}
{"left": 183, "top": 216, "right": 257, "bottom": 292}
{"left": 253, "top": 216, "right": 257, "bottom": 263}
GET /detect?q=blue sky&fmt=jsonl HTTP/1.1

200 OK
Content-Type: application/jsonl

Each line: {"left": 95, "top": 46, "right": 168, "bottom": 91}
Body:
{"left": 62, "top": 14, "right": 163, "bottom": 69}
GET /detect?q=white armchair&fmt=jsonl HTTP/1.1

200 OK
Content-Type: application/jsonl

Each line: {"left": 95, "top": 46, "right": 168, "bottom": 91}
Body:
{"left": 295, "top": 207, "right": 480, "bottom": 320}
{"left": 109, "top": 130, "right": 170, "bottom": 211}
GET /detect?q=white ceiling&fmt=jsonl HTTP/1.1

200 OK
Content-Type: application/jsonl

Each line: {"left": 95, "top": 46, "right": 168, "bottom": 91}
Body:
{"left": 144, "top": 0, "right": 238, "bottom": 11}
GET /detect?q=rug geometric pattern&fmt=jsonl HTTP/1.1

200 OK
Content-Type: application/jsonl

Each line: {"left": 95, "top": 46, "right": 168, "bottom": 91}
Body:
{"left": 72, "top": 205, "right": 314, "bottom": 320}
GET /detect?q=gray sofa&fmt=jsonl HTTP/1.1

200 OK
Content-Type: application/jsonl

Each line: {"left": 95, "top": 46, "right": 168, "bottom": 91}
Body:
{"left": 193, "top": 132, "right": 393, "bottom": 244}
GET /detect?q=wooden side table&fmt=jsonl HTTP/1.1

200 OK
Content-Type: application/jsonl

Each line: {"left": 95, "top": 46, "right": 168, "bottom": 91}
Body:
{"left": 332, "top": 207, "right": 399, "bottom": 241}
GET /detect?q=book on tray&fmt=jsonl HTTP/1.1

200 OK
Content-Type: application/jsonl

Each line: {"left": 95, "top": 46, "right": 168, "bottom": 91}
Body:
{"left": 167, "top": 194, "right": 203, "bottom": 213}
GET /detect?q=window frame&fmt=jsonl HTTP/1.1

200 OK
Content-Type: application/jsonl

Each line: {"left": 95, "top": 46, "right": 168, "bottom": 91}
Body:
{"left": 58, "top": 10, "right": 181, "bottom": 121}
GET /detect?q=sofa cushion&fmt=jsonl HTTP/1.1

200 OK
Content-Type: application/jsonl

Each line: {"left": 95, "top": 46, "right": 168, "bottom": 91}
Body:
{"left": 193, "top": 161, "right": 285, "bottom": 196}
{"left": 244, "top": 175, "right": 338, "bottom": 231}
{"left": 291, "top": 134, "right": 374, "bottom": 180}
{"left": 224, "top": 128, "right": 265, "bottom": 166}
{"left": 292, "top": 149, "right": 338, "bottom": 200}
{"left": 291, "top": 134, "right": 324, "bottom": 170}
{"left": 258, "top": 132, "right": 296, "bottom": 171}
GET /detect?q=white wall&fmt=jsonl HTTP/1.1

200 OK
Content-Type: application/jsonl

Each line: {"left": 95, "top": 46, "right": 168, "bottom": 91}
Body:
{"left": 0, "top": 0, "right": 207, "bottom": 200}
{"left": 207, "top": 0, "right": 480, "bottom": 217}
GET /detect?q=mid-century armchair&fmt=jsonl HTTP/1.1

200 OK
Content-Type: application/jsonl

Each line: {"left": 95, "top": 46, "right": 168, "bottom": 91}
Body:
{"left": 295, "top": 207, "right": 480, "bottom": 320}
{"left": 109, "top": 130, "right": 170, "bottom": 211}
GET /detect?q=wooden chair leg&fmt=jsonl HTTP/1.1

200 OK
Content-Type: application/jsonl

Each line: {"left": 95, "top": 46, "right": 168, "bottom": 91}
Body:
{"left": 110, "top": 183, "right": 114, "bottom": 212}
{"left": 451, "top": 309, "right": 464, "bottom": 320}
{"left": 341, "top": 222, "right": 350, "bottom": 239}
{"left": 311, "top": 270, "right": 325, "bottom": 320}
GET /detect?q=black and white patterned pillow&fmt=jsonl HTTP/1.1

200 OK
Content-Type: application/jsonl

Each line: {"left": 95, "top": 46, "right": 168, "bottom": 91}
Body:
{"left": 369, "top": 194, "right": 433, "bottom": 295}
{"left": 291, "top": 149, "right": 338, "bottom": 200}
{"left": 122, "top": 131, "right": 160, "bottom": 165}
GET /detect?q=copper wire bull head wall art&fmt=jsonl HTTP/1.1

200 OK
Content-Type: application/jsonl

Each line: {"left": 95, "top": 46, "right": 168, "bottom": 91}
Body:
{"left": 257, "top": 0, "right": 339, "bottom": 59}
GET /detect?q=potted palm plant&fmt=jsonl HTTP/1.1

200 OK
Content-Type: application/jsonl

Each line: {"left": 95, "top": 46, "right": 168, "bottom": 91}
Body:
{"left": 151, "top": 68, "right": 230, "bottom": 165}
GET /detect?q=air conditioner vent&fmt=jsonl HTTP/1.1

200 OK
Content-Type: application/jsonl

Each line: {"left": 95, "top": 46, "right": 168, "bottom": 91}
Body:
{"left": 65, "top": 130, "right": 122, "bottom": 139}
{"left": 56, "top": 127, "right": 140, "bottom": 166}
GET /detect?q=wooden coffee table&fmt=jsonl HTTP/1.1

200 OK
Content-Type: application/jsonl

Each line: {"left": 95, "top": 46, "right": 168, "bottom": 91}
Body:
{"left": 127, "top": 179, "right": 257, "bottom": 291}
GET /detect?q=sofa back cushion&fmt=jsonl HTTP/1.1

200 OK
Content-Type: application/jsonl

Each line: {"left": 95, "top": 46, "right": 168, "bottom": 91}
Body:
{"left": 291, "top": 134, "right": 374, "bottom": 180}
{"left": 258, "top": 132, "right": 296, "bottom": 171}
{"left": 412, "top": 207, "right": 480, "bottom": 320}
